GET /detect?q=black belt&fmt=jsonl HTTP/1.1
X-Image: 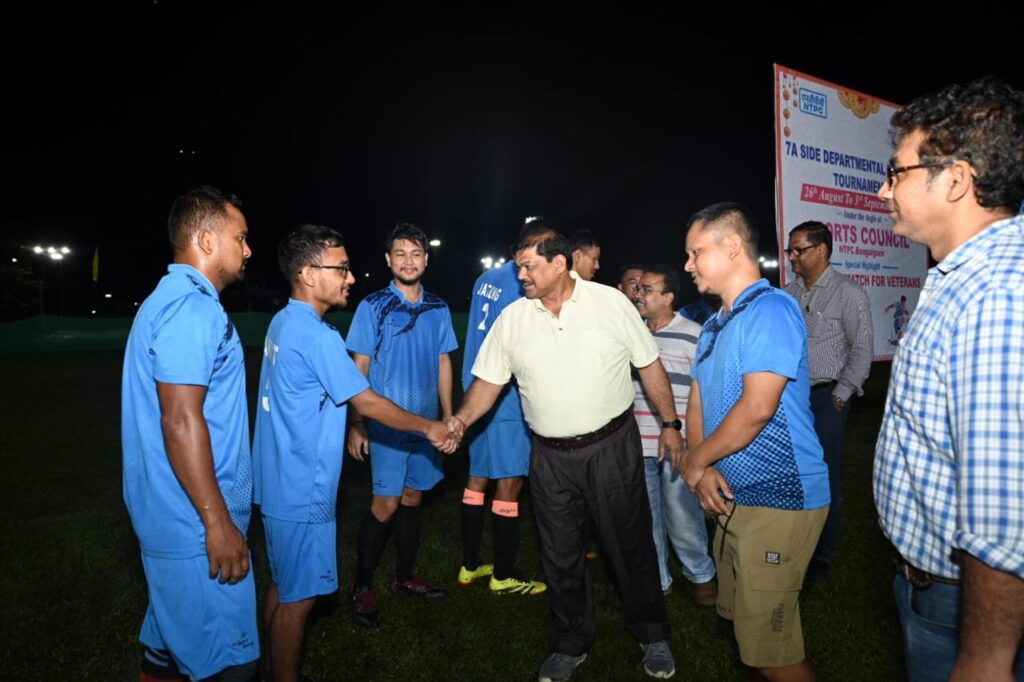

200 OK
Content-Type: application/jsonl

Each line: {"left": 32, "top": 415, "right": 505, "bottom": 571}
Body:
{"left": 897, "top": 558, "right": 960, "bottom": 588}
{"left": 534, "top": 409, "right": 632, "bottom": 451}
{"left": 811, "top": 380, "right": 838, "bottom": 391}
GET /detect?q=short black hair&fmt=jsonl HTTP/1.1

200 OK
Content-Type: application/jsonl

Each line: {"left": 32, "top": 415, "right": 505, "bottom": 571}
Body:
{"left": 641, "top": 263, "right": 682, "bottom": 311}
{"left": 167, "top": 185, "right": 243, "bottom": 251}
{"left": 618, "top": 263, "right": 644, "bottom": 281}
{"left": 789, "top": 220, "right": 833, "bottom": 258}
{"left": 891, "top": 76, "right": 1024, "bottom": 212}
{"left": 277, "top": 224, "right": 346, "bottom": 281}
{"left": 385, "top": 222, "right": 428, "bottom": 252}
{"left": 570, "top": 229, "right": 600, "bottom": 252}
{"left": 686, "top": 202, "right": 758, "bottom": 260}
{"left": 515, "top": 218, "right": 571, "bottom": 266}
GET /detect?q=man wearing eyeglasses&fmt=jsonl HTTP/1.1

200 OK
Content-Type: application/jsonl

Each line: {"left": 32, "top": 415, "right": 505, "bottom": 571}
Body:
{"left": 253, "top": 225, "right": 458, "bottom": 681}
{"left": 783, "top": 220, "right": 872, "bottom": 583}
{"left": 632, "top": 264, "right": 717, "bottom": 606}
{"left": 873, "top": 77, "right": 1024, "bottom": 682}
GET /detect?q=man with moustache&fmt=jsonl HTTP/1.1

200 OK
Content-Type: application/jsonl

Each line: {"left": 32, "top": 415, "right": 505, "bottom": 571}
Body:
{"left": 451, "top": 222, "right": 681, "bottom": 681}
{"left": 122, "top": 186, "right": 259, "bottom": 681}
{"left": 346, "top": 222, "right": 458, "bottom": 627}
{"left": 678, "top": 202, "right": 829, "bottom": 682}
{"left": 618, "top": 263, "right": 644, "bottom": 300}
{"left": 873, "top": 77, "right": 1024, "bottom": 681}
{"left": 783, "top": 220, "right": 872, "bottom": 582}
{"left": 633, "top": 264, "right": 716, "bottom": 605}
{"left": 253, "top": 225, "right": 458, "bottom": 680}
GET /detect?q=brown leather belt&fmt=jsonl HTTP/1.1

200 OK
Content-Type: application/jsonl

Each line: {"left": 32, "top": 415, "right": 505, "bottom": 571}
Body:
{"left": 897, "top": 559, "right": 960, "bottom": 588}
{"left": 534, "top": 409, "right": 632, "bottom": 451}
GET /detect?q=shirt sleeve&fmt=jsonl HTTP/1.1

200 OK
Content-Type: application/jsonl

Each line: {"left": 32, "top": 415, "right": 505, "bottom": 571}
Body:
{"left": 344, "top": 299, "right": 378, "bottom": 356}
{"left": 835, "top": 281, "right": 874, "bottom": 402}
{"left": 614, "top": 291, "right": 658, "bottom": 367}
{"left": 949, "top": 286, "right": 1024, "bottom": 577}
{"left": 739, "top": 293, "right": 804, "bottom": 380}
{"left": 438, "top": 307, "right": 459, "bottom": 355}
{"left": 471, "top": 310, "right": 512, "bottom": 386}
{"left": 309, "top": 327, "right": 370, "bottom": 406}
{"left": 150, "top": 294, "right": 221, "bottom": 386}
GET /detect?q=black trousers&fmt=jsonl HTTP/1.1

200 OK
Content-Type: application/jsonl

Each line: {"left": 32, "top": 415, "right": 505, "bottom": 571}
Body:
{"left": 529, "top": 419, "right": 669, "bottom": 656}
{"left": 809, "top": 382, "right": 852, "bottom": 566}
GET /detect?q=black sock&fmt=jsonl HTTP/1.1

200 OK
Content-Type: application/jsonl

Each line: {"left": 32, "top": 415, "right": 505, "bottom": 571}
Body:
{"left": 492, "top": 511, "right": 520, "bottom": 580}
{"left": 140, "top": 646, "right": 180, "bottom": 680}
{"left": 355, "top": 511, "right": 391, "bottom": 588}
{"left": 393, "top": 503, "right": 423, "bottom": 582}
{"left": 462, "top": 502, "right": 485, "bottom": 569}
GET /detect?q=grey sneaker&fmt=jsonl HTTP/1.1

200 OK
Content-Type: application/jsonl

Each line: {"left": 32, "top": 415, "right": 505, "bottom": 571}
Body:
{"left": 640, "top": 640, "right": 676, "bottom": 679}
{"left": 537, "top": 652, "right": 587, "bottom": 682}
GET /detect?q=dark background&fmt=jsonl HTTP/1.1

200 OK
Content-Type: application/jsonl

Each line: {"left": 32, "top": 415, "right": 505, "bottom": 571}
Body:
{"left": 2, "top": 2, "right": 1019, "bottom": 318}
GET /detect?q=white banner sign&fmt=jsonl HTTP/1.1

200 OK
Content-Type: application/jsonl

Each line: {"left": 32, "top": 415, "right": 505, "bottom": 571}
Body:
{"left": 774, "top": 64, "right": 927, "bottom": 360}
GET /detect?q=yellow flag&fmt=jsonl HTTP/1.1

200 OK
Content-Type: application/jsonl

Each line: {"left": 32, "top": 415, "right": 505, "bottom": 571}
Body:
{"left": 92, "top": 247, "right": 99, "bottom": 282}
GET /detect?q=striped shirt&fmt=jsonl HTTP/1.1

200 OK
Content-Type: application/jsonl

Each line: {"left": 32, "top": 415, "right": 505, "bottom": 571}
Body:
{"left": 874, "top": 215, "right": 1024, "bottom": 579}
{"left": 632, "top": 313, "right": 701, "bottom": 458}
{"left": 784, "top": 266, "right": 873, "bottom": 402}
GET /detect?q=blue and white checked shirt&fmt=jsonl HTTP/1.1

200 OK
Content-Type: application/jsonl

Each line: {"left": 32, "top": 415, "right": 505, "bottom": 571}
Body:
{"left": 874, "top": 215, "right": 1024, "bottom": 580}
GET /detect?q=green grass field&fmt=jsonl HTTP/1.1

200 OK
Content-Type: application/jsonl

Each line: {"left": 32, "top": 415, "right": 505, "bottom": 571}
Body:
{"left": 0, "top": 350, "right": 904, "bottom": 680}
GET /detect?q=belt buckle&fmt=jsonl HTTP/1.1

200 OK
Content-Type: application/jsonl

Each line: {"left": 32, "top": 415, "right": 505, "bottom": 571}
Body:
{"left": 900, "top": 562, "right": 931, "bottom": 589}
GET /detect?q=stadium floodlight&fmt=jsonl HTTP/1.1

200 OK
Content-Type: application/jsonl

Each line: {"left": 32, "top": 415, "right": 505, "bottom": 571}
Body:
{"left": 49, "top": 252, "right": 64, "bottom": 261}
{"left": 429, "top": 239, "right": 441, "bottom": 247}
{"left": 104, "top": 293, "right": 112, "bottom": 299}
{"left": 32, "top": 246, "right": 43, "bottom": 254}
{"left": 480, "top": 256, "right": 494, "bottom": 270}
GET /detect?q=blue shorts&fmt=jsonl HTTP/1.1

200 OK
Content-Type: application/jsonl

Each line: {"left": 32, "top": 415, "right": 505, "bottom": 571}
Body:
{"left": 468, "top": 418, "right": 531, "bottom": 479}
{"left": 263, "top": 516, "right": 338, "bottom": 603}
{"left": 139, "top": 553, "right": 259, "bottom": 679}
{"left": 370, "top": 439, "right": 444, "bottom": 496}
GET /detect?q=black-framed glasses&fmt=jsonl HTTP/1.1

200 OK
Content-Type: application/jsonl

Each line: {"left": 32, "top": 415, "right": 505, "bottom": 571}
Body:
{"left": 309, "top": 264, "right": 352, "bottom": 277}
{"left": 886, "top": 162, "right": 950, "bottom": 186}
{"left": 783, "top": 244, "right": 819, "bottom": 257}
{"left": 638, "top": 285, "right": 668, "bottom": 295}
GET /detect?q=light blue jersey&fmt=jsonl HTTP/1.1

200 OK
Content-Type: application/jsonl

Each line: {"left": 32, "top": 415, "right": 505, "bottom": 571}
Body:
{"left": 253, "top": 299, "right": 369, "bottom": 523}
{"left": 462, "top": 260, "right": 525, "bottom": 423}
{"left": 346, "top": 282, "right": 457, "bottom": 443}
{"left": 122, "top": 264, "right": 253, "bottom": 559}
{"left": 691, "top": 279, "right": 829, "bottom": 510}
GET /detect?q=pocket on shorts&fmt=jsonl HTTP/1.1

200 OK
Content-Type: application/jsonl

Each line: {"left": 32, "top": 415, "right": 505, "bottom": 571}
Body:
{"left": 748, "top": 566, "right": 803, "bottom": 593}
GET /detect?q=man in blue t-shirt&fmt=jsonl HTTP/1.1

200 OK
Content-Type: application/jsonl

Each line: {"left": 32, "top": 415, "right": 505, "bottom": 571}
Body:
{"left": 457, "top": 223, "right": 544, "bottom": 597}
{"left": 677, "top": 203, "right": 829, "bottom": 682}
{"left": 345, "top": 222, "right": 459, "bottom": 626}
{"left": 121, "top": 186, "right": 259, "bottom": 681}
{"left": 254, "top": 225, "right": 457, "bottom": 679}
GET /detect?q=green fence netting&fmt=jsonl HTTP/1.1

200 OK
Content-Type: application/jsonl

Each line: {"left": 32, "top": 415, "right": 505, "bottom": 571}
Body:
{"left": 0, "top": 313, "right": 470, "bottom": 353}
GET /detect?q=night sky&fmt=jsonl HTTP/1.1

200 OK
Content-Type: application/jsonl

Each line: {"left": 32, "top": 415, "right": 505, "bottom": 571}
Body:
{"left": 3, "top": 3, "right": 1020, "bottom": 316}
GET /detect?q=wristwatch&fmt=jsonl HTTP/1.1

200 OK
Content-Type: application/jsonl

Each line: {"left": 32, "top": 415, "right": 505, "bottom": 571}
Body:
{"left": 661, "top": 419, "right": 683, "bottom": 430}
{"left": 832, "top": 395, "right": 846, "bottom": 410}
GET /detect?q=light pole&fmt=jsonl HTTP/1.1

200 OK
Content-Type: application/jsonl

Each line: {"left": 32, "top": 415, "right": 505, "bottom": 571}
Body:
{"left": 28, "top": 244, "right": 72, "bottom": 316}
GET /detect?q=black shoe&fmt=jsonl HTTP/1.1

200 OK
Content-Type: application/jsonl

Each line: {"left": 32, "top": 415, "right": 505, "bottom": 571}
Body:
{"left": 392, "top": 576, "right": 446, "bottom": 599}
{"left": 351, "top": 584, "right": 381, "bottom": 628}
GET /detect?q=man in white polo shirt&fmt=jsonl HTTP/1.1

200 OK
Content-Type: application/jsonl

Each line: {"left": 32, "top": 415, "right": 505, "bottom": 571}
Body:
{"left": 451, "top": 223, "right": 683, "bottom": 681}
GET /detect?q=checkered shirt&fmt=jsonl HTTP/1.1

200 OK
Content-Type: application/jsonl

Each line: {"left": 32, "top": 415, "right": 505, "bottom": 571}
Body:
{"left": 874, "top": 214, "right": 1024, "bottom": 579}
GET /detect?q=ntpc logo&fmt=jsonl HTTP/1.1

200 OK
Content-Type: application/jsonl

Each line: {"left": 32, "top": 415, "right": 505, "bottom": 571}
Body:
{"left": 798, "top": 88, "right": 827, "bottom": 118}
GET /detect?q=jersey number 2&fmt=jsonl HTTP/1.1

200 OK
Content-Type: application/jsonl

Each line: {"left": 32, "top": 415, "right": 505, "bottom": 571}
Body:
{"left": 477, "top": 302, "right": 490, "bottom": 331}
